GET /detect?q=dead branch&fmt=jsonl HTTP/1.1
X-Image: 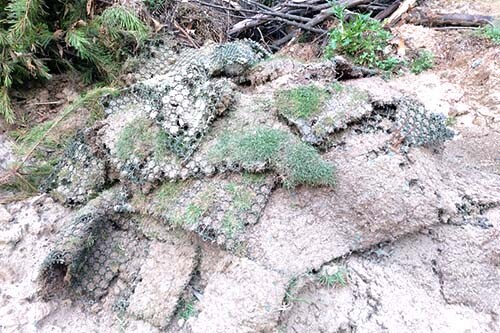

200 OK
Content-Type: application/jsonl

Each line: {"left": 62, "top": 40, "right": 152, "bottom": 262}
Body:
{"left": 407, "top": 10, "right": 494, "bottom": 28}
{"left": 384, "top": 0, "right": 418, "bottom": 27}
{"left": 374, "top": 0, "right": 401, "bottom": 21}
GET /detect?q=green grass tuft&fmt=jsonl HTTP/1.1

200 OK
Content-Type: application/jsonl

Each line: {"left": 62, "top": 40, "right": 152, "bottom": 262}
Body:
{"left": 275, "top": 85, "right": 328, "bottom": 119}
{"left": 410, "top": 49, "right": 434, "bottom": 74}
{"left": 477, "top": 25, "right": 500, "bottom": 45}
{"left": 283, "top": 142, "right": 335, "bottom": 188}
{"left": 212, "top": 127, "right": 286, "bottom": 167}
{"left": 115, "top": 118, "right": 171, "bottom": 162}
{"left": 318, "top": 267, "right": 348, "bottom": 288}
{"left": 210, "top": 127, "right": 335, "bottom": 188}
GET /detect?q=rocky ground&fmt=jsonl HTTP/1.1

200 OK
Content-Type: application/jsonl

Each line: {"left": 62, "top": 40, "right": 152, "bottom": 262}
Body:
{"left": 1, "top": 1, "right": 499, "bottom": 333}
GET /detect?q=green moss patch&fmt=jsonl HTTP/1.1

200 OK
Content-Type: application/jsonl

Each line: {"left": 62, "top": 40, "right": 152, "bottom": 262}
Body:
{"left": 171, "top": 186, "right": 216, "bottom": 226}
{"left": 210, "top": 127, "right": 335, "bottom": 188}
{"left": 115, "top": 118, "right": 171, "bottom": 162}
{"left": 275, "top": 85, "right": 328, "bottom": 119}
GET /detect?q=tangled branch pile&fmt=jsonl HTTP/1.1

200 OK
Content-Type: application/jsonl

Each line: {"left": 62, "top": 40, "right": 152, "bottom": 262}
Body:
{"left": 188, "top": 0, "right": 494, "bottom": 48}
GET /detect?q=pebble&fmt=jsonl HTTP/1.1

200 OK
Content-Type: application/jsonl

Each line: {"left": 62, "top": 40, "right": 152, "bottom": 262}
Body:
{"left": 0, "top": 204, "right": 12, "bottom": 223}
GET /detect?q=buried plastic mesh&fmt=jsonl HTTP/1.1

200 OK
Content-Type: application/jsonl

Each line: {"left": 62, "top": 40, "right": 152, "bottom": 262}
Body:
{"left": 275, "top": 85, "right": 373, "bottom": 145}
{"left": 141, "top": 173, "right": 276, "bottom": 249}
{"left": 207, "top": 39, "right": 271, "bottom": 76}
{"left": 41, "top": 133, "right": 107, "bottom": 206}
{"left": 274, "top": 83, "right": 453, "bottom": 149}
{"left": 395, "top": 98, "right": 454, "bottom": 149}
{"left": 37, "top": 210, "right": 110, "bottom": 299}
{"left": 72, "top": 226, "right": 145, "bottom": 300}
{"left": 125, "top": 38, "right": 180, "bottom": 82}
{"left": 45, "top": 39, "right": 270, "bottom": 192}
{"left": 38, "top": 210, "right": 147, "bottom": 301}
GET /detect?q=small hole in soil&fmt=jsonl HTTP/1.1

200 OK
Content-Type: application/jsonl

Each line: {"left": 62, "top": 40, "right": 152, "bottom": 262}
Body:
{"left": 41, "top": 262, "right": 69, "bottom": 298}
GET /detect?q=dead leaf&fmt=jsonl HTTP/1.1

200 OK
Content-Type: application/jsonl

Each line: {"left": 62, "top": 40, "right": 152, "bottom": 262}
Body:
{"left": 86, "top": 0, "right": 94, "bottom": 18}
{"left": 397, "top": 38, "right": 406, "bottom": 57}
{"left": 53, "top": 29, "right": 64, "bottom": 40}
{"left": 151, "top": 18, "right": 165, "bottom": 33}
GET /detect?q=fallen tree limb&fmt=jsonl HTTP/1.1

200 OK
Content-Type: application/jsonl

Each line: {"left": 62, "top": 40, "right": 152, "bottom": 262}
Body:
{"left": 407, "top": 10, "right": 494, "bottom": 27}
{"left": 272, "top": 8, "right": 332, "bottom": 48}
{"left": 384, "top": 0, "right": 417, "bottom": 27}
{"left": 375, "top": 0, "right": 401, "bottom": 21}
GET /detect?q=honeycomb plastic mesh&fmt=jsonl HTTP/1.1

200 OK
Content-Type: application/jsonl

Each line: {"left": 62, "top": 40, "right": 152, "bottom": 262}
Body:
{"left": 396, "top": 98, "right": 454, "bottom": 149}
{"left": 143, "top": 173, "right": 276, "bottom": 249}
{"left": 38, "top": 209, "right": 110, "bottom": 299}
{"left": 42, "top": 132, "right": 107, "bottom": 206}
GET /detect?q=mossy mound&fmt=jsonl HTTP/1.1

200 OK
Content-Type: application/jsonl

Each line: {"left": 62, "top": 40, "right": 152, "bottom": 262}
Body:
{"left": 210, "top": 127, "right": 335, "bottom": 188}
{"left": 275, "top": 83, "right": 372, "bottom": 145}
{"left": 275, "top": 85, "right": 328, "bottom": 120}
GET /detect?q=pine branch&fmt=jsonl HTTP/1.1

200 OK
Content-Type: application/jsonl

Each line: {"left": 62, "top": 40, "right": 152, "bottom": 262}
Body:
{"left": 98, "top": 5, "right": 150, "bottom": 44}
{"left": 0, "top": 86, "right": 14, "bottom": 122}
{"left": 6, "top": 0, "right": 44, "bottom": 39}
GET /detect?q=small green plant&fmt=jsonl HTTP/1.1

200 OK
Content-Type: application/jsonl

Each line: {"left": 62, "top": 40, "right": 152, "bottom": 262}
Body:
{"left": 477, "top": 25, "right": 500, "bottom": 44}
{"left": 377, "top": 56, "right": 404, "bottom": 72}
{"left": 210, "top": 127, "right": 335, "bottom": 188}
{"left": 283, "top": 274, "right": 311, "bottom": 305}
{"left": 144, "top": 0, "right": 165, "bottom": 11}
{"left": 284, "top": 276, "right": 300, "bottom": 304}
{"left": 318, "top": 266, "right": 348, "bottom": 288}
{"left": 446, "top": 116, "right": 457, "bottom": 127}
{"left": 178, "top": 299, "right": 197, "bottom": 320}
{"left": 410, "top": 49, "right": 434, "bottom": 74}
{"left": 325, "top": 5, "right": 392, "bottom": 69}
{"left": 275, "top": 85, "right": 328, "bottom": 119}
